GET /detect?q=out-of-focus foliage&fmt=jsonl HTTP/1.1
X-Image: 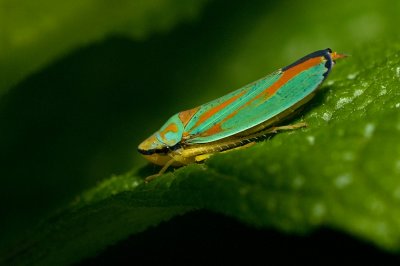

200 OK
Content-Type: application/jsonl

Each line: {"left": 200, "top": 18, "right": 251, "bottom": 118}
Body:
{"left": 0, "top": 0, "right": 209, "bottom": 96}
{"left": 1, "top": 0, "right": 400, "bottom": 265}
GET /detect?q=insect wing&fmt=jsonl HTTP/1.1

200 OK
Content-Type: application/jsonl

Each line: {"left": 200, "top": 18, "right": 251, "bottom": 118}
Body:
{"left": 183, "top": 50, "right": 332, "bottom": 144}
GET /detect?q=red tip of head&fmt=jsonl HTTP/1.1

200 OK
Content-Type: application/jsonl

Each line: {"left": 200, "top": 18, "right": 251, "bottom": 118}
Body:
{"left": 331, "top": 51, "right": 348, "bottom": 60}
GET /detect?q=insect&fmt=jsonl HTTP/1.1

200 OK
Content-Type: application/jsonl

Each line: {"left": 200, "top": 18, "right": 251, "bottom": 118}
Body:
{"left": 138, "top": 48, "right": 346, "bottom": 180}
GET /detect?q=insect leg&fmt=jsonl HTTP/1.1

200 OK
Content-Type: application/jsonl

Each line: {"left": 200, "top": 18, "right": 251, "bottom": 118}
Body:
{"left": 195, "top": 141, "right": 257, "bottom": 163}
{"left": 265, "top": 122, "right": 307, "bottom": 134}
{"left": 195, "top": 153, "right": 214, "bottom": 162}
{"left": 145, "top": 157, "right": 176, "bottom": 183}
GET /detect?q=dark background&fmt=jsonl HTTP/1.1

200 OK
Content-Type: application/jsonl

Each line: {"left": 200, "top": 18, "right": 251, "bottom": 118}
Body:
{"left": 80, "top": 210, "right": 400, "bottom": 265}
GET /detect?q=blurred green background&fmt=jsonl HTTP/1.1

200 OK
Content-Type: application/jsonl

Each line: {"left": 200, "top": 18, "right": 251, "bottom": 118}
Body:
{"left": 1, "top": 0, "right": 400, "bottom": 264}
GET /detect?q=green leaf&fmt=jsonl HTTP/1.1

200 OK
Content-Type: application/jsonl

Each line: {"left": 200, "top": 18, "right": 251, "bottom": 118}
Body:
{"left": 0, "top": 0, "right": 209, "bottom": 97}
{"left": 2, "top": 40, "right": 400, "bottom": 265}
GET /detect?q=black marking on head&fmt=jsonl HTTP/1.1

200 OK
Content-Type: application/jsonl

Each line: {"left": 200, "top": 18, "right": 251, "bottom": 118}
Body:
{"left": 282, "top": 48, "right": 333, "bottom": 73}
{"left": 138, "top": 143, "right": 182, "bottom": 155}
{"left": 138, "top": 147, "right": 169, "bottom": 155}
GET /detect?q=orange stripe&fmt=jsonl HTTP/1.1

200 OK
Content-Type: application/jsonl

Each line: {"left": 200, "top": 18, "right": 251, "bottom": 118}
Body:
{"left": 197, "top": 109, "right": 237, "bottom": 137}
{"left": 191, "top": 56, "right": 324, "bottom": 138}
{"left": 178, "top": 107, "right": 200, "bottom": 126}
{"left": 261, "top": 56, "right": 323, "bottom": 98}
{"left": 201, "top": 123, "right": 222, "bottom": 136}
{"left": 159, "top": 123, "right": 178, "bottom": 140}
{"left": 231, "top": 56, "right": 324, "bottom": 112}
{"left": 193, "top": 91, "right": 246, "bottom": 128}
